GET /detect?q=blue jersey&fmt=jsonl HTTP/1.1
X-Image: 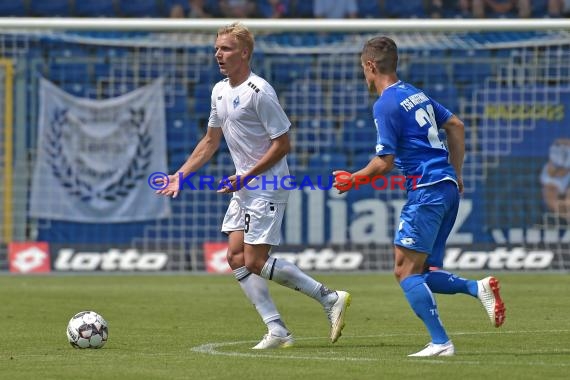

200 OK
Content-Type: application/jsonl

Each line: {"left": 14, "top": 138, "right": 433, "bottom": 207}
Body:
{"left": 373, "top": 80, "right": 457, "bottom": 191}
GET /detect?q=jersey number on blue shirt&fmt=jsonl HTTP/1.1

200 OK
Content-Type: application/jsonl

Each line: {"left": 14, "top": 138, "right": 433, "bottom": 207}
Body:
{"left": 415, "top": 104, "right": 446, "bottom": 150}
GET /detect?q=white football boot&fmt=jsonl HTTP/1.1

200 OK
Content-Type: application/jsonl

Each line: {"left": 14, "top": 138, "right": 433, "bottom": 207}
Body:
{"left": 408, "top": 340, "right": 455, "bottom": 357}
{"left": 324, "top": 291, "right": 352, "bottom": 343}
{"left": 477, "top": 276, "right": 506, "bottom": 327}
{"left": 252, "top": 333, "right": 294, "bottom": 349}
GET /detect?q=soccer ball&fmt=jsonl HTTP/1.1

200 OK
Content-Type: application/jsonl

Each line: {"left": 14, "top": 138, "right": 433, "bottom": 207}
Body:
{"left": 66, "top": 311, "right": 108, "bottom": 349}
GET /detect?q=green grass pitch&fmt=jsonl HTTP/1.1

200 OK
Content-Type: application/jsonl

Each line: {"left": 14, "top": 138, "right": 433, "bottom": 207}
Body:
{"left": 1, "top": 273, "right": 569, "bottom": 380}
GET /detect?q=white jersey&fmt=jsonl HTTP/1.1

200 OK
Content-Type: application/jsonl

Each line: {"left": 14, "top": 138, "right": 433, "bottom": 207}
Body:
{"left": 208, "top": 72, "right": 291, "bottom": 203}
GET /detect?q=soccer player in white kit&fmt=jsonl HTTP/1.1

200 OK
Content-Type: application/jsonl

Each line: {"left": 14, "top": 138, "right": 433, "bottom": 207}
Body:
{"left": 156, "top": 22, "right": 351, "bottom": 349}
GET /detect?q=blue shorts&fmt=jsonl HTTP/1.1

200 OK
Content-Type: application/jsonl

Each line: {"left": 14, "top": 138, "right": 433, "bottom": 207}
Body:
{"left": 394, "top": 180, "right": 459, "bottom": 267}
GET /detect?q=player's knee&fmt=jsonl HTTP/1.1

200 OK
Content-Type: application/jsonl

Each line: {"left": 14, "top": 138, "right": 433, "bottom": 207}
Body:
{"left": 394, "top": 263, "right": 426, "bottom": 283}
{"left": 244, "top": 259, "right": 263, "bottom": 275}
{"left": 393, "top": 262, "right": 415, "bottom": 282}
{"left": 226, "top": 249, "right": 244, "bottom": 269}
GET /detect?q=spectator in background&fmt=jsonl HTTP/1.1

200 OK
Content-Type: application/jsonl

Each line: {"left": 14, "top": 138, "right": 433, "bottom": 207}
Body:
{"left": 265, "top": 0, "right": 288, "bottom": 18}
{"left": 313, "top": 0, "right": 358, "bottom": 18}
{"left": 547, "top": 0, "right": 570, "bottom": 17}
{"left": 220, "top": 0, "right": 257, "bottom": 18}
{"left": 472, "top": 0, "right": 531, "bottom": 18}
{"left": 169, "top": 0, "right": 212, "bottom": 18}
{"left": 189, "top": 0, "right": 213, "bottom": 17}
{"left": 540, "top": 138, "right": 570, "bottom": 225}
{"left": 565, "top": 0, "right": 570, "bottom": 16}
{"left": 524, "top": 0, "right": 561, "bottom": 17}
{"left": 170, "top": 4, "right": 185, "bottom": 17}
{"left": 430, "top": 0, "right": 472, "bottom": 18}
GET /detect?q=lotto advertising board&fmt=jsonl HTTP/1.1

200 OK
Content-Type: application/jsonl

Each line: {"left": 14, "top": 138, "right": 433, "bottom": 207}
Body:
{"left": 5, "top": 243, "right": 172, "bottom": 273}
{"left": 202, "top": 243, "right": 564, "bottom": 273}
{"left": 3, "top": 241, "right": 563, "bottom": 273}
{"left": 203, "top": 242, "right": 366, "bottom": 273}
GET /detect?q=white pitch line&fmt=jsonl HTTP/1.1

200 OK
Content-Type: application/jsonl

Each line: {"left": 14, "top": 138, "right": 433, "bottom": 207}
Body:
{"left": 191, "top": 341, "right": 376, "bottom": 361}
{"left": 191, "top": 329, "right": 570, "bottom": 365}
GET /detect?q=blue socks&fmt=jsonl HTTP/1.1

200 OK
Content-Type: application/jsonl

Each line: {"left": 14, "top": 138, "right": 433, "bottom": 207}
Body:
{"left": 423, "top": 270, "right": 478, "bottom": 297}
{"left": 400, "top": 274, "right": 449, "bottom": 344}
{"left": 400, "top": 270, "right": 478, "bottom": 344}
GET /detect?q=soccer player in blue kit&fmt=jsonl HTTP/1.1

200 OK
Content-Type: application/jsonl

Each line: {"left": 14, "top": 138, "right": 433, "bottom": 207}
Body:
{"left": 334, "top": 36, "right": 506, "bottom": 356}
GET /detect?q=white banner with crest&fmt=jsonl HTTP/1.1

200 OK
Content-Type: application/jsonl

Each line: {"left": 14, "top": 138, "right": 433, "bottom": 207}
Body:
{"left": 30, "top": 78, "right": 170, "bottom": 222}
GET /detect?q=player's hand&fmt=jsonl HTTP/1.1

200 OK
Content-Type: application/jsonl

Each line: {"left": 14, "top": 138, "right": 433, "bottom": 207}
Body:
{"left": 155, "top": 174, "right": 180, "bottom": 198}
{"left": 457, "top": 176, "right": 464, "bottom": 195}
{"left": 332, "top": 170, "right": 353, "bottom": 194}
{"left": 217, "top": 175, "right": 235, "bottom": 194}
{"left": 217, "top": 174, "right": 252, "bottom": 194}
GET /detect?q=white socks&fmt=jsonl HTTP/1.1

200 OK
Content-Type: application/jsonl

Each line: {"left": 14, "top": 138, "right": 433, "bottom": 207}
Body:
{"left": 233, "top": 266, "right": 288, "bottom": 336}
{"left": 260, "top": 257, "right": 337, "bottom": 306}
{"left": 234, "top": 258, "right": 339, "bottom": 338}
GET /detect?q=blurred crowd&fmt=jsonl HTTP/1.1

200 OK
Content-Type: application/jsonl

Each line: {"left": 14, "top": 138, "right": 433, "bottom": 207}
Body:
{"left": 1, "top": 0, "right": 570, "bottom": 19}
{"left": 169, "top": 0, "right": 570, "bottom": 19}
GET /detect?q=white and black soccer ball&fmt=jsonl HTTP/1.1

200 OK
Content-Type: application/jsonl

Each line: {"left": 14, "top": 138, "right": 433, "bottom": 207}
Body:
{"left": 66, "top": 311, "right": 108, "bottom": 349}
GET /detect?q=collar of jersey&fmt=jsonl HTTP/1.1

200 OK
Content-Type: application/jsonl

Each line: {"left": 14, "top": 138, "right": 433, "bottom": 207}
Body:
{"left": 229, "top": 71, "right": 254, "bottom": 89}
{"left": 381, "top": 80, "right": 402, "bottom": 96}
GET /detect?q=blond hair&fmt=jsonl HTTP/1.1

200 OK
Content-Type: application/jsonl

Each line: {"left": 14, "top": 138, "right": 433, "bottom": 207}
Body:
{"left": 216, "top": 22, "right": 255, "bottom": 61}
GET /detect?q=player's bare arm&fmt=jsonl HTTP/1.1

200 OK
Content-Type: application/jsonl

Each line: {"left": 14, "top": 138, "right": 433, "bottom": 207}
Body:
{"left": 333, "top": 155, "right": 394, "bottom": 194}
{"left": 218, "top": 132, "right": 290, "bottom": 193}
{"left": 246, "top": 132, "right": 290, "bottom": 177}
{"left": 442, "top": 115, "right": 465, "bottom": 194}
{"left": 157, "top": 127, "right": 223, "bottom": 198}
{"left": 358, "top": 154, "right": 395, "bottom": 178}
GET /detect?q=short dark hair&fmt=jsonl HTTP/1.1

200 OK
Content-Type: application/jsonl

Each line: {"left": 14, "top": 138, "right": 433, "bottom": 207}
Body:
{"left": 362, "top": 36, "right": 398, "bottom": 74}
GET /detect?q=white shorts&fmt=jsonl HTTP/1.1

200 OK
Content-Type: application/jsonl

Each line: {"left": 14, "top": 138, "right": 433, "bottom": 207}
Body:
{"left": 221, "top": 197, "right": 286, "bottom": 246}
